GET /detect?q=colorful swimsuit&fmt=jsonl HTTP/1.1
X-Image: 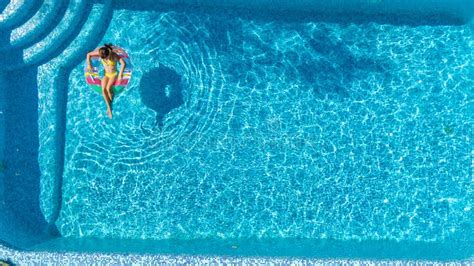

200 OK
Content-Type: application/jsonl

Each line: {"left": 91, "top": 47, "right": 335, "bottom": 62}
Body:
{"left": 101, "top": 58, "right": 117, "bottom": 78}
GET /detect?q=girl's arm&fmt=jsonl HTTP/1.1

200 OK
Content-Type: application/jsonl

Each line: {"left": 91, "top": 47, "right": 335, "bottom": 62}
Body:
{"left": 86, "top": 51, "right": 99, "bottom": 70}
{"left": 118, "top": 57, "right": 126, "bottom": 80}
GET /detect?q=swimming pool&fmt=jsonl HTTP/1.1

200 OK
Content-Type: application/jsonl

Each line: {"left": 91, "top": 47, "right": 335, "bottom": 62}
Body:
{"left": 1, "top": 0, "right": 473, "bottom": 263}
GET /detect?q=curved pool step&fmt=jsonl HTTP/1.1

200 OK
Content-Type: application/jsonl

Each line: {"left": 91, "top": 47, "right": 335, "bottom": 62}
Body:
{"left": 56, "top": 1, "right": 113, "bottom": 66}
{"left": 0, "top": 1, "right": 10, "bottom": 13}
{"left": 0, "top": 0, "right": 69, "bottom": 52}
{"left": 0, "top": 0, "right": 42, "bottom": 30}
{"left": 1, "top": 0, "right": 91, "bottom": 71}
{"left": 37, "top": 0, "right": 113, "bottom": 225}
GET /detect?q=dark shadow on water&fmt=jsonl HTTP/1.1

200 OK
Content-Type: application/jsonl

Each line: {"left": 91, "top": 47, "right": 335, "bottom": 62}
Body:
{"left": 301, "top": 27, "right": 390, "bottom": 100}
{"left": 139, "top": 66, "right": 184, "bottom": 127}
{"left": 117, "top": 0, "right": 395, "bottom": 101}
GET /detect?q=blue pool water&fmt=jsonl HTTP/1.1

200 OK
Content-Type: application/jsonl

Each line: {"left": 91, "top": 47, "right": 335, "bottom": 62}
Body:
{"left": 54, "top": 4, "right": 474, "bottom": 241}
{"left": 1, "top": 0, "right": 473, "bottom": 261}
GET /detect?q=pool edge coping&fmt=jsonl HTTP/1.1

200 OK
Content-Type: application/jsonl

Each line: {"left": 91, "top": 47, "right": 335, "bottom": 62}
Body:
{"left": 1, "top": 244, "right": 473, "bottom": 265}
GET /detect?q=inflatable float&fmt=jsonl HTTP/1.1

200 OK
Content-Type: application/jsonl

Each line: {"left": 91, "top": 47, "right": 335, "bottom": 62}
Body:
{"left": 84, "top": 46, "right": 132, "bottom": 94}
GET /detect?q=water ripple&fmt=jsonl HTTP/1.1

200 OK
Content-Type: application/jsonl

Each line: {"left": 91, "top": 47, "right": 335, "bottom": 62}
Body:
{"left": 50, "top": 9, "right": 474, "bottom": 242}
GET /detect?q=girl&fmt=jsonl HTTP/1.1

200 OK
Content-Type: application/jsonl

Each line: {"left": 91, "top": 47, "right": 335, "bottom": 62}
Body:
{"left": 86, "top": 44, "right": 126, "bottom": 119}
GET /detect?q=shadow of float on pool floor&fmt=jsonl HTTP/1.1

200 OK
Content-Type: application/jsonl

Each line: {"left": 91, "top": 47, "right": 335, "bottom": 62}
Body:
{"left": 139, "top": 66, "right": 184, "bottom": 128}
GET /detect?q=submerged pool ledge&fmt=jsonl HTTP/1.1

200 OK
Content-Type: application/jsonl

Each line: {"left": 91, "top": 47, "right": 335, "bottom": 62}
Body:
{"left": 115, "top": 0, "right": 474, "bottom": 24}
{"left": 1, "top": 239, "right": 474, "bottom": 264}
{"left": 3, "top": 236, "right": 472, "bottom": 261}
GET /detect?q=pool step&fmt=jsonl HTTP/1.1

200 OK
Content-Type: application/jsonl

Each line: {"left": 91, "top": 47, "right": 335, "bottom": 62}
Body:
{"left": 0, "top": 1, "right": 10, "bottom": 13}
{"left": 0, "top": 0, "right": 41, "bottom": 30}
{"left": 37, "top": 0, "right": 113, "bottom": 224}
{"left": 1, "top": 0, "right": 92, "bottom": 71}
{"left": 0, "top": 0, "right": 69, "bottom": 52}
{"left": 54, "top": 1, "right": 113, "bottom": 66}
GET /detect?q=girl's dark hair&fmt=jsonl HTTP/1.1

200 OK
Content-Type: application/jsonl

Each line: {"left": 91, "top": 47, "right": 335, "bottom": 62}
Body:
{"left": 99, "top": 43, "right": 114, "bottom": 59}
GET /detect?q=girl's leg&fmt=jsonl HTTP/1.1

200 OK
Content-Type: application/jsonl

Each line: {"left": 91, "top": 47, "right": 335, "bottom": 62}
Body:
{"left": 106, "top": 75, "right": 117, "bottom": 103}
{"left": 101, "top": 76, "right": 113, "bottom": 118}
{"left": 105, "top": 76, "right": 117, "bottom": 118}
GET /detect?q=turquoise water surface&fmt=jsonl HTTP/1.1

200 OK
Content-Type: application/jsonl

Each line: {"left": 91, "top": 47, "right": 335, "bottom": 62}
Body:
{"left": 31, "top": 2, "right": 473, "bottom": 256}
